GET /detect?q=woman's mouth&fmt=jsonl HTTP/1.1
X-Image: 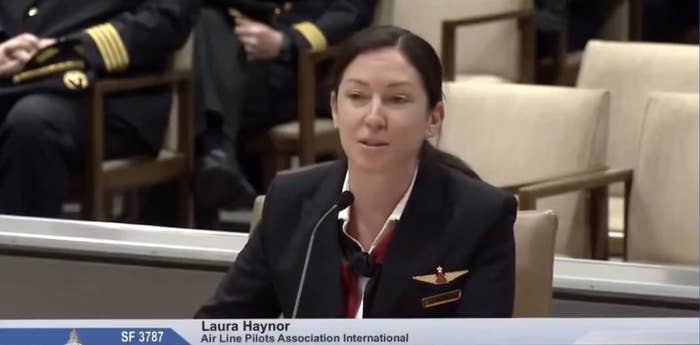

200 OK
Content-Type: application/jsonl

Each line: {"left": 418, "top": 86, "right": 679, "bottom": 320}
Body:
{"left": 359, "top": 139, "right": 389, "bottom": 148}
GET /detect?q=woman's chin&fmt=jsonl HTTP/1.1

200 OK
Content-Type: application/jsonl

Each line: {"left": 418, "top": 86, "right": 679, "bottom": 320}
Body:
{"left": 347, "top": 155, "right": 391, "bottom": 173}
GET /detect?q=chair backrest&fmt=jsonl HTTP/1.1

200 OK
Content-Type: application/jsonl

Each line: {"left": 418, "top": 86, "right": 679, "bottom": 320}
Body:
{"left": 513, "top": 210, "right": 557, "bottom": 317}
{"left": 163, "top": 33, "right": 194, "bottom": 152}
{"left": 374, "top": 0, "right": 530, "bottom": 81}
{"left": 439, "top": 82, "right": 608, "bottom": 257}
{"left": 250, "top": 197, "right": 558, "bottom": 316}
{"left": 628, "top": 92, "right": 699, "bottom": 265}
{"left": 250, "top": 195, "right": 266, "bottom": 233}
{"left": 576, "top": 40, "right": 699, "bottom": 175}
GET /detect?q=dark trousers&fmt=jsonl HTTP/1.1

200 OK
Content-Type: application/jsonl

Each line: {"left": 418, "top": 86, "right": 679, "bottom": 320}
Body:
{"left": 193, "top": 6, "right": 297, "bottom": 191}
{"left": 0, "top": 93, "right": 152, "bottom": 217}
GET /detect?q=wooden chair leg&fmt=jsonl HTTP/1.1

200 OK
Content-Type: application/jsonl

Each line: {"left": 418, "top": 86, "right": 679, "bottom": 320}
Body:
{"left": 261, "top": 155, "right": 276, "bottom": 190}
{"left": 105, "top": 193, "right": 115, "bottom": 220}
{"left": 176, "top": 177, "right": 192, "bottom": 227}
{"left": 83, "top": 190, "right": 106, "bottom": 222}
{"left": 589, "top": 186, "right": 610, "bottom": 260}
{"left": 120, "top": 190, "right": 142, "bottom": 223}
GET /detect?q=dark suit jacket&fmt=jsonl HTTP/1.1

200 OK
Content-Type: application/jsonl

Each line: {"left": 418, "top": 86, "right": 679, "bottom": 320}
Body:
{"left": 0, "top": 0, "right": 198, "bottom": 151}
{"left": 196, "top": 159, "right": 517, "bottom": 318}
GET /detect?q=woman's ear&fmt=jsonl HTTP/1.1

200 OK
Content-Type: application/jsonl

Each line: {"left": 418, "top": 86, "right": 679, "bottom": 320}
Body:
{"left": 426, "top": 101, "right": 444, "bottom": 138}
{"left": 330, "top": 90, "right": 339, "bottom": 128}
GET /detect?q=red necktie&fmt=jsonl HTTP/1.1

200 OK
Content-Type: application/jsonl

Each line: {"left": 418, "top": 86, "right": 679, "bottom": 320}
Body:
{"left": 340, "top": 230, "right": 394, "bottom": 318}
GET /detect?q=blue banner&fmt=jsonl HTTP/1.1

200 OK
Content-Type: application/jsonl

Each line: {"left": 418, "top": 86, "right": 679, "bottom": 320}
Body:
{"left": 0, "top": 319, "right": 696, "bottom": 345}
{"left": 0, "top": 328, "right": 188, "bottom": 345}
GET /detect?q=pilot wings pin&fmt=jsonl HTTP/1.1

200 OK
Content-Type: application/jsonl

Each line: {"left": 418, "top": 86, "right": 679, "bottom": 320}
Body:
{"left": 412, "top": 266, "right": 468, "bottom": 285}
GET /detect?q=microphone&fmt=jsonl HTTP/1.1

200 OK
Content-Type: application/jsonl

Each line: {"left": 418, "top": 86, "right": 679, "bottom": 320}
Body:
{"left": 291, "top": 191, "right": 354, "bottom": 318}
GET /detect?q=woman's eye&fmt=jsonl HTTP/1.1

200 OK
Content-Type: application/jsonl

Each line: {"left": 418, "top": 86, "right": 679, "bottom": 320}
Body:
{"left": 389, "top": 95, "right": 409, "bottom": 104}
{"left": 347, "top": 92, "right": 367, "bottom": 101}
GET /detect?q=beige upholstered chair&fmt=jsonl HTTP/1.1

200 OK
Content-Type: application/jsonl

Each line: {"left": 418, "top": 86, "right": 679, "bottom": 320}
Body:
{"left": 576, "top": 40, "right": 699, "bottom": 179}
{"left": 249, "top": 196, "right": 558, "bottom": 316}
{"left": 75, "top": 34, "right": 194, "bottom": 225}
{"left": 440, "top": 82, "right": 609, "bottom": 258}
{"left": 576, "top": 40, "right": 698, "bottom": 253}
{"left": 249, "top": 195, "right": 265, "bottom": 233}
{"left": 627, "top": 92, "right": 699, "bottom": 264}
{"left": 375, "top": 0, "right": 534, "bottom": 83}
{"left": 513, "top": 210, "right": 557, "bottom": 317}
{"left": 518, "top": 92, "right": 699, "bottom": 265}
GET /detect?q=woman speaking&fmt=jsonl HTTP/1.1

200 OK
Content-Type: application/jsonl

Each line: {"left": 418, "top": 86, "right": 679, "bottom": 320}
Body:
{"left": 196, "top": 26, "right": 517, "bottom": 318}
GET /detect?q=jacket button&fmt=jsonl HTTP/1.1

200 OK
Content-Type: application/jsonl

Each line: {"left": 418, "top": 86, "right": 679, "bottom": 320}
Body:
{"left": 27, "top": 7, "right": 38, "bottom": 17}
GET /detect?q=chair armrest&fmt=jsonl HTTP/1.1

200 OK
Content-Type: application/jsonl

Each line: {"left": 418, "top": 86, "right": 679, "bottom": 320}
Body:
{"left": 443, "top": 9, "right": 533, "bottom": 27}
{"left": 517, "top": 168, "right": 633, "bottom": 260}
{"left": 93, "top": 70, "right": 192, "bottom": 94}
{"left": 302, "top": 46, "right": 341, "bottom": 65}
{"left": 500, "top": 166, "right": 608, "bottom": 194}
{"left": 517, "top": 168, "right": 633, "bottom": 210}
{"left": 441, "top": 9, "right": 534, "bottom": 82}
{"left": 84, "top": 69, "right": 194, "bottom": 184}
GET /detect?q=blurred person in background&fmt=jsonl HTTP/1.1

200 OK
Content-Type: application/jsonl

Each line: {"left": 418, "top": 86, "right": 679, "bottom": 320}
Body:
{"left": 193, "top": 0, "right": 377, "bottom": 228}
{"left": 0, "top": 1, "right": 198, "bottom": 218}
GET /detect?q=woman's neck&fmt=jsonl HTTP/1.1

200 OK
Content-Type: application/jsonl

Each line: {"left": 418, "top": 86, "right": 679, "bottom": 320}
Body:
{"left": 346, "top": 160, "right": 418, "bottom": 246}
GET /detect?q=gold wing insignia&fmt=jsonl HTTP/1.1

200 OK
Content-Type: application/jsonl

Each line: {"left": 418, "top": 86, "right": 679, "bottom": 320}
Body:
{"left": 442, "top": 269, "right": 468, "bottom": 282}
{"left": 412, "top": 266, "right": 469, "bottom": 285}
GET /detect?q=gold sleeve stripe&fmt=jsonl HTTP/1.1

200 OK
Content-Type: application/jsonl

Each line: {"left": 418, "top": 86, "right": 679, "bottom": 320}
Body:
{"left": 292, "top": 21, "right": 327, "bottom": 52}
{"left": 98, "top": 25, "right": 123, "bottom": 69}
{"left": 103, "top": 23, "right": 129, "bottom": 69}
{"left": 86, "top": 26, "right": 117, "bottom": 71}
{"left": 85, "top": 23, "right": 129, "bottom": 72}
{"left": 96, "top": 25, "right": 123, "bottom": 71}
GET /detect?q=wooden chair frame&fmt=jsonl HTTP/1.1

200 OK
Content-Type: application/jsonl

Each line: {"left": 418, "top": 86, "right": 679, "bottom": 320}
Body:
{"left": 441, "top": 9, "right": 536, "bottom": 82}
{"left": 78, "top": 70, "right": 194, "bottom": 226}
{"left": 517, "top": 168, "right": 633, "bottom": 261}
{"left": 247, "top": 48, "right": 341, "bottom": 186}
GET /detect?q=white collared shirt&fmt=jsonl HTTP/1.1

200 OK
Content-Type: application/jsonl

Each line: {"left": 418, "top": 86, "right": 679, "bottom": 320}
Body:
{"left": 337, "top": 167, "right": 418, "bottom": 318}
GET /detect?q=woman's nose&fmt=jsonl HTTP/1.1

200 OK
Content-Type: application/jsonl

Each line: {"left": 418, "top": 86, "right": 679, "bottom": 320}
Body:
{"left": 363, "top": 95, "right": 386, "bottom": 130}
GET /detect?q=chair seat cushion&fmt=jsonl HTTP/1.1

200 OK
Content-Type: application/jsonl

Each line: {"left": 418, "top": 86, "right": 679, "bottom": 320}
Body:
{"left": 102, "top": 150, "right": 176, "bottom": 171}
{"left": 268, "top": 118, "right": 336, "bottom": 140}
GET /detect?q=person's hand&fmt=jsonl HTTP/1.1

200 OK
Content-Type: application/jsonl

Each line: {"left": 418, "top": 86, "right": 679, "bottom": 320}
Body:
{"left": 234, "top": 17, "right": 284, "bottom": 61}
{"left": 38, "top": 37, "right": 56, "bottom": 49}
{"left": 0, "top": 33, "right": 55, "bottom": 77}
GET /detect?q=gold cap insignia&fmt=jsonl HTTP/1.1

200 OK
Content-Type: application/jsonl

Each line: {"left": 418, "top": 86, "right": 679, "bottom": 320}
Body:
{"left": 412, "top": 266, "right": 468, "bottom": 285}
{"left": 63, "top": 70, "right": 89, "bottom": 90}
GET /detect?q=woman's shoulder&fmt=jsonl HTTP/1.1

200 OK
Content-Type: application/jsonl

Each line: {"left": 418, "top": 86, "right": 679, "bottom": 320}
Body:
{"left": 438, "top": 163, "right": 517, "bottom": 216}
{"left": 267, "top": 161, "right": 344, "bottom": 201}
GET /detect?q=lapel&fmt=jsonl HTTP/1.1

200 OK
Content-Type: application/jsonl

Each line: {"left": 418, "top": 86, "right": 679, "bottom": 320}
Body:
{"left": 368, "top": 160, "right": 451, "bottom": 316}
{"left": 293, "top": 160, "right": 346, "bottom": 318}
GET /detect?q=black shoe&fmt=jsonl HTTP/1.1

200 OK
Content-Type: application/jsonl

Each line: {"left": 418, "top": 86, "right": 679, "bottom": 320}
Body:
{"left": 195, "top": 148, "right": 256, "bottom": 208}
